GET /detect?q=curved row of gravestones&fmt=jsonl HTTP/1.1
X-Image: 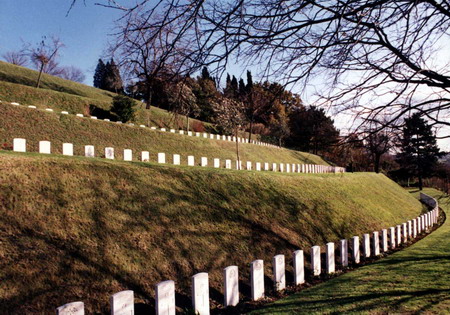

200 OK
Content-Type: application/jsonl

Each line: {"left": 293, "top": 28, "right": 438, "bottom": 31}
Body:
{"left": 11, "top": 138, "right": 346, "bottom": 173}
{"left": 5, "top": 101, "right": 275, "bottom": 148}
{"left": 56, "top": 193, "right": 439, "bottom": 314}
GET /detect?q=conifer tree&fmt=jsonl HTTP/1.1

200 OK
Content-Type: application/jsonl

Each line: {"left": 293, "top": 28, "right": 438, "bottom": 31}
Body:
{"left": 93, "top": 59, "right": 106, "bottom": 88}
{"left": 103, "top": 59, "right": 123, "bottom": 93}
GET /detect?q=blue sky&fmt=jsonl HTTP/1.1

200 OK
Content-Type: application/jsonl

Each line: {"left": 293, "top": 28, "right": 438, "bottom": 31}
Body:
{"left": 0, "top": 0, "right": 121, "bottom": 85}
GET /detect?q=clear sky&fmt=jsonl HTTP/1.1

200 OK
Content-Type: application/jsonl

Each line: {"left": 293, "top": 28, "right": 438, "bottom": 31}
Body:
{"left": 0, "top": 0, "right": 121, "bottom": 85}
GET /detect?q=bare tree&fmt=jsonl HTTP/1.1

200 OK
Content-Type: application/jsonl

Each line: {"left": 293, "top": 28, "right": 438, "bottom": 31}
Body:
{"left": 58, "top": 66, "right": 86, "bottom": 83}
{"left": 364, "top": 124, "right": 396, "bottom": 173}
{"left": 2, "top": 51, "right": 28, "bottom": 66}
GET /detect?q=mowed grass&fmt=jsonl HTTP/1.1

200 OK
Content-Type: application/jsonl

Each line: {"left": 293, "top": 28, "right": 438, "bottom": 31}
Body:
{"left": 253, "top": 188, "right": 450, "bottom": 314}
{"left": 0, "top": 102, "right": 326, "bottom": 165}
{"left": 0, "top": 152, "right": 422, "bottom": 314}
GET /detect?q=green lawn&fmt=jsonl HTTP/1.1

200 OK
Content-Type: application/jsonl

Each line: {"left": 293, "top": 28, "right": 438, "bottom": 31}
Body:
{"left": 252, "top": 188, "right": 450, "bottom": 314}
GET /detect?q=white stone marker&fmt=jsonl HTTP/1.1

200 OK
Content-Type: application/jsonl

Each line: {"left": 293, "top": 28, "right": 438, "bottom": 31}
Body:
{"left": 413, "top": 218, "right": 417, "bottom": 238}
{"left": 373, "top": 231, "right": 380, "bottom": 256}
{"left": 214, "top": 158, "right": 220, "bottom": 168}
{"left": 408, "top": 220, "right": 412, "bottom": 238}
{"left": 402, "top": 223, "right": 407, "bottom": 242}
{"left": 421, "top": 215, "right": 425, "bottom": 231}
{"left": 225, "top": 159, "right": 232, "bottom": 169}
{"left": 62, "top": 143, "right": 73, "bottom": 156}
{"left": 188, "top": 131, "right": 193, "bottom": 136}
{"left": 85, "top": 145, "right": 94, "bottom": 157}
{"left": 117, "top": 121, "right": 123, "bottom": 124}
{"left": 105, "top": 147, "right": 114, "bottom": 159}
{"left": 311, "top": 245, "right": 321, "bottom": 276}
{"left": 201, "top": 157, "right": 207, "bottom": 167}
{"left": 227, "top": 135, "right": 232, "bottom": 141}
{"left": 286, "top": 164, "right": 291, "bottom": 173}
{"left": 179, "top": 130, "right": 184, "bottom": 135}
{"left": 326, "top": 242, "right": 335, "bottom": 274}
{"left": 173, "top": 154, "right": 181, "bottom": 165}
{"left": 76, "top": 113, "right": 83, "bottom": 117}
{"left": 188, "top": 155, "right": 195, "bottom": 166}
{"left": 352, "top": 236, "right": 360, "bottom": 263}
{"left": 61, "top": 111, "right": 69, "bottom": 114}
{"left": 256, "top": 162, "right": 261, "bottom": 171}
{"left": 39, "top": 141, "right": 51, "bottom": 154}
{"left": 250, "top": 260, "right": 265, "bottom": 301}
{"left": 192, "top": 272, "right": 209, "bottom": 315}
{"left": 216, "top": 135, "right": 220, "bottom": 140}
{"left": 158, "top": 153, "right": 166, "bottom": 164}
{"left": 28, "top": 105, "right": 37, "bottom": 109}
{"left": 273, "top": 255, "right": 286, "bottom": 291}
{"left": 140, "top": 125, "right": 146, "bottom": 128}
{"left": 11, "top": 102, "right": 20, "bottom": 105}
{"left": 396, "top": 225, "right": 402, "bottom": 246}
{"left": 224, "top": 266, "right": 239, "bottom": 307}
{"left": 104, "top": 119, "right": 110, "bottom": 121}
{"left": 236, "top": 160, "right": 242, "bottom": 170}
{"left": 203, "top": 133, "right": 208, "bottom": 138}
{"left": 46, "top": 108, "right": 53, "bottom": 112}
{"left": 279, "top": 163, "right": 284, "bottom": 172}
{"left": 110, "top": 290, "right": 134, "bottom": 315}
{"left": 56, "top": 301, "right": 84, "bottom": 315}
{"left": 141, "top": 151, "right": 149, "bottom": 162}
{"left": 124, "top": 149, "right": 132, "bottom": 161}
{"left": 340, "top": 239, "right": 348, "bottom": 267}
{"left": 210, "top": 134, "right": 214, "bottom": 139}
{"left": 272, "top": 163, "right": 277, "bottom": 172}
{"left": 264, "top": 163, "right": 270, "bottom": 171}
{"left": 417, "top": 217, "right": 422, "bottom": 234}
{"left": 381, "top": 229, "right": 388, "bottom": 252}
{"left": 246, "top": 161, "right": 252, "bottom": 170}
{"left": 293, "top": 250, "right": 305, "bottom": 285}
{"left": 363, "top": 233, "right": 370, "bottom": 258}
{"left": 151, "top": 126, "right": 157, "bottom": 130}
{"left": 155, "top": 280, "right": 176, "bottom": 315}
{"left": 389, "top": 227, "right": 396, "bottom": 249}
{"left": 91, "top": 116, "right": 97, "bottom": 119}
{"left": 161, "top": 128, "right": 166, "bottom": 132}
{"left": 13, "top": 138, "right": 26, "bottom": 152}
{"left": 170, "top": 129, "right": 175, "bottom": 133}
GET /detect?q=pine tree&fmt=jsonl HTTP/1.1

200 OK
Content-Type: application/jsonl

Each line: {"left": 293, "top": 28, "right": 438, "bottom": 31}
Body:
{"left": 103, "top": 59, "right": 123, "bottom": 93}
{"left": 396, "top": 113, "right": 443, "bottom": 190}
{"left": 93, "top": 59, "right": 106, "bottom": 89}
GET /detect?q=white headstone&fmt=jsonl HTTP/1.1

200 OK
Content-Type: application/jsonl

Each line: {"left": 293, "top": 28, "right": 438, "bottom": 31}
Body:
{"left": 28, "top": 105, "right": 37, "bottom": 109}
{"left": 192, "top": 272, "right": 209, "bottom": 315}
{"left": 188, "top": 155, "right": 195, "bottom": 166}
{"left": 201, "top": 157, "right": 207, "bottom": 167}
{"left": 373, "top": 231, "right": 380, "bottom": 256}
{"left": 158, "top": 153, "right": 166, "bottom": 164}
{"left": 311, "top": 245, "right": 321, "bottom": 276}
{"left": 223, "top": 266, "right": 239, "bottom": 307}
{"left": 413, "top": 218, "right": 417, "bottom": 238}
{"left": 246, "top": 161, "right": 252, "bottom": 170}
{"left": 39, "top": 141, "right": 51, "bottom": 154}
{"left": 151, "top": 126, "right": 157, "bottom": 130}
{"left": 256, "top": 162, "right": 261, "bottom": 171}
{"left": 417, "top": 217, "right": 422, "bottom": 234}
{"left": 214, "top": 158, "right": 220, "bottom": 168}
{"left": 407, "top": 221, "right": 412, "bottom": 238}
{"left": 225, "top": 159, "right": 232, "bottom": 169}
{"left": 340, "top": 239, "right": 348, "bottom": 267}
{"left": 117, "top": 121, "right": 123, "bottom": 124}
{"left": 264, "top": 163, "right": 269, "bottom": 171}
{"left": 161, "top": 128, "right": 166, "bottom": 132}
{"left": 293, "top": 250, "right": 305, "bottom": 285}
{"left": 76, "top": 113, "right": 83, "bottom": 117}
{"left": 85, "top": 145, "right": 94, "bottom": 157}
{"left": 105, "top": 147, "right": 114, "bottom": 159}
{"left": 91, "top": 116, "right": 97, "bottom": 119}
{"left": 61, "top": 111, "right": 69, "bottom": 114}
{"left": 155, "top": 280, "right": 175, "bottom": 315}
{"left": 124, "top": 149, "right": 133, "bottom": 161}
{"left": 179, "top": 130, "right": 184, "bottom": 135}
{"left": 13, "top": 138, "right": 26, "bottom": 152}
{"left": 140, "top": 125, "right": 146, "bottom": 128}
{"left": 216, "top": 135, "right": 220, "bottom": 140}
{"left": 326, "top": 242, "right": 335, "bottom": 274}
{"left": 227, "top": 136, "right": 231, "bottom": 141}
{"left": 286, "top": 164, "right": 290, "bottom": 173}
{"left": 56, "top": 301, "right": 84, "bottom": 315}
{"left": 352, "top": 236, "right": 360, "bottom": 264}
{"left": 272, "top": 163, "right": 277, "bottom": 172}
{"left": 250, "top": 260, "right": 264, "bottom": 301}
{"left": 11, "top": 102, "right": 20, "bottom": 105}
{"left": 203, "top": 133, "right": 208, "bottom": 138}
{"left": 110, "top": 290, "right": 134, "bottom": 315}
{"left": 396, "top": 225, "right": 401, "bottom": 246}
{"left": 363, "top": 233, "right": 370, "bottom": 258}
{"left": 170, "top": 129, "right": 175, "bottom": 133}
{"left": 381, "top": 229, "right": 388, "bottom": 252}
{"left": 188, "top": 131, "right": 193, "bottom": 136}
{"left": 46, "top": 108, "right": 53, "bottom": 112}
{"left": 279, "top": 163, "right": 284, "bottom": 172}
{"left": 104, "top": 118, "right": 110, "bottom": 121}
{"left": 141, "top": 151, "right": 149, "bottom": 162}
{"left": 389, "top": 227, "right": 396, "bottom": 249}
{"left": 402, "top": 223, "right": 407, "bottom": 242}
{"left": 273, "top": 255, "right": 285, "bottom": 291}
{"left": 62, "top": 143, "right": 73, "bottom": 156}
{"left": 129, "top": 123, "right": 134, "bottom": 126}
{"left": 173, "top": 154, "right": 181, "bottom": 165}
{"left": 236, "top": 160, "right": 242, "bottom": 170}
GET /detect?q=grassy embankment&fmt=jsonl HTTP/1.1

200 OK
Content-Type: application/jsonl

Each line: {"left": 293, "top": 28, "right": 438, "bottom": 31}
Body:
{"left": 0, "top": 101, "right": 326, "bottom": 165}
{"left": 253, "top": 188, "right": 450, "bottom": 314}
{"left": 0, "top": 151, "right": 423, "bottom": 314}
{"left": 0, "top": 61, "right": 216, "bottom": 132}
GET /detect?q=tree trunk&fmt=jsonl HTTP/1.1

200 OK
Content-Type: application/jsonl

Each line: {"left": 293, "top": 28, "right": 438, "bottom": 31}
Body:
{"left": 248, "top": 118, "right": 254, "bottom": 142}
{"left": 186, "top": 115, "right": 189, "bottom": 131}
{"left": 235, "top": 126, "right": 240, "bottom": 170}
{"left": 418, "top": 175, "right": 423, "bottom": 191}
{"left": 36, "top": 62, "right": 45, "bottom": 88}
{"left": 145, "top": 85, "right": 152, "bottom": 110}
{"left": 374, "top": 154, "right": 381, "bottom": 173}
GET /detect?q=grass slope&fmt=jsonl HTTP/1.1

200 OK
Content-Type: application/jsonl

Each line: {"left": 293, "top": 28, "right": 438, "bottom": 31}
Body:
{"left": 0, "top": 152, "right": 422, "bottom": 314}
{"left": 0, "top": 102, "right": 326, "bottom": 165}
{"left": 254, "top": 188, "right": 450, "bottom": 314}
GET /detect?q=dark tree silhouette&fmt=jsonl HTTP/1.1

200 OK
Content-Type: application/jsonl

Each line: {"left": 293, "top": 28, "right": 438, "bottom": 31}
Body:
{"left": 93, "top": 59, "right": 106, "bottom": 89}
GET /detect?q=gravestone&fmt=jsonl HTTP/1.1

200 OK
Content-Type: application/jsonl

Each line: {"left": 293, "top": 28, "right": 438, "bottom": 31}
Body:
{"left": 340, "top": 239, "right": 348, "bottom": 267}
{"left": 216, "top": 135, "right": 221, "bottom": 140}
{"left": 417, "top": 217, "right": 422, "bottom": 234}
{"left": 173, "top": 154, "right": 181, "bottom": 165}
{"left": 223, "top": 266, "right": 239, "bottom": 307}
{"left": 227, "top": 136, "right": 231, "bottom": 141}
{"left": 264, "top": 163, "right": 269, "bottom": 171}
{"left": 110, "top": 290, "right": 134, "bottom": 315}
{"left": 85, "top": 145, "right": 94, "bottom": 157}
{"left": 124, "top": 149, "right": 133, "bottom": 161}
{"left": 192, "top": 273, "right": 210, "bottom": 315}
{"left": 188, "top": 131, "right": 193, "bottom": 136}
{"left": 311, "top": 245, "right": 321, "bottom": 276}
{"left": 140, "top": 125, "right": 146, "bottom": 128}
{"left": 246, "top": 161, "right": 252, "bottom": 170}
{"left": 129, "top": 123, "right": 134, "bottom": 126}
{"left": 286, "top": 164, "right": 291, "bottom": 173}
{"left": 210, "top": 134, "right": 214, "bottom": 139}
{"left": 76, "top": 114, "right": 83, "bottom": 117}
{"left": 170, "top": 129, "right": 175, "bottom": 133}
{"left": 373, "top": 231, "right": 380, "bottom": 256}
{"left": 256, "top": 162, "right": 261, "bottom": 171}
{"left": 151, "top": 127, "right": 157, "bottom": 130}
{"left": 62, "top": 143, "right": 73, "bottom": 156}
{"left": 381, "top": 229, "right": 388, "bottom": 252}
{"left": 407, "top": 220, "right": 412, "bottom": 238}
{"left": 39, "top": 141, "right": 51, "bottom": 154}
{"left": 158, "top": 153, "right": 166, "bottom": 164}
{"left": 389, "top": 227, "right": 396, "bottom": 249}
{"left": 326, "top": 242, "right": 335, "bottom": 274}
{"left": 236, "top": 160, "right": 242, "bottom": 170}
{"left": 272, "top": 163, "right": 277, "bottom": 172}
{"left": 56, "top": 301, "right": 84, "bottom": 315}
{"left": 225, "top": 159, "right": 232, "bottom": 169}
{"left": 363, "top": 234, "right": 370, "bottom": 258}
{"left": 201, "top": 157, "right": 207, "bottom": 167}
{"left": 214, "top": 158, "right": 220, "bottom": 168}
{"left": 117, "top": 121, "right": 123, "bottom": 124}
{"left": 141, "top": 151, "right": 149, "bottom": 162}
{"left": 396, "top": 225, "right": 401, "bottom": 246}
{"left": 250, "top": 260, "right": 264, "bottom": 300}
{"left": 161, "top": 128, "right": 166, "bottom": 132}
{"left": 293, "top": 250, "right": 305, "bottom": 285}
{"left": 91, "top": 116, "right": 97, "bottom": 119}
{"left": 46, "top": 108, "right": 53, "bottom": 112}
{"left": 104, "top": 118, "right": 110, "bottom": 121}
{"left": 105, "top": 147, "right": 114, "bottom": 159}
{"left": 188, "top": 155, "right": 195, "bottom": 166}
{"left": 352, "top": 236, "right": 360, "bottom": 264}
{"left": 279, "top": 163, "right": 284, "bottom": 172}
{"left": 155, "top": 280, "right": 175, "bottom": 315}
{"left": 413, "top": 218, "right": 417, "bottom": 237}
{"left": 273, "top": 255, "right": 286, "bottom": 291}
{"left": 179, "top": 130, "right": 184, "bottom": 135}
{"left": 196, "top": 132, "right": 200, "bottom": 137}
{"left": 61, "top": 111, "right": 69, "bottom": 114}
{"left": 28, "top": 105, "right": 37, "bottom": 109}
{"left": 203, "top": 133, "right": 208, "bottom": 138}
{"left": 402, "top": 223, "right": 407, "bottom": 242}
{"left": 11, "top": 102, "right": 20, "bottom": 105}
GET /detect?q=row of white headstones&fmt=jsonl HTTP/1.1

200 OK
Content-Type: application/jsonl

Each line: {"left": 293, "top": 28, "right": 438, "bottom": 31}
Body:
{"left": 56, "top": 194, "right": 439, "bottom": 315}
{"left": 6, "top": 101, "right": 275, "bottom": 147}
{"left": 11, "top": 138, "right": 346, "bottom": 173}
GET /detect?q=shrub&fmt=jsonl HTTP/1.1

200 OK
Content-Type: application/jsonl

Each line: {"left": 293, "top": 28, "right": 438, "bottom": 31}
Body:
{"left": 192, "top": 120, "right": 205, "bottom": 132}
{"left": 110, "top": 95, "right": 136, "bottom": 122}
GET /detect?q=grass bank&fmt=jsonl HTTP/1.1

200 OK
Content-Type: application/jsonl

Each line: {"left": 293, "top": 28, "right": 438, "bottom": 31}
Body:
{"left": 0, "top": 152, "right": 422, "bottom": 313}
{"left": 253, "top": 188, "right": 449, "bottom": 314}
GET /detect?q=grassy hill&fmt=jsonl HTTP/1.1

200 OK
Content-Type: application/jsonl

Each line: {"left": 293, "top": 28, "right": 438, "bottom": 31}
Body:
{"left": 255, "top": 188, "right": 449, "bottom": 314}
{"left": 0, "top": 101, "right": 327, "bottom": 165}
{"left": 0, "top": 151, "right": 423, "bottom": 314}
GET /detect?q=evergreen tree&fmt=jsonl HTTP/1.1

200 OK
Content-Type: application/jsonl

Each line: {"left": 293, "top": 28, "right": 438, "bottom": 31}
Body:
{"left": 111, "top": 95, "right": 136, "bottom": 122}
{"left": 201, "top": 66, "right": 215, "bottom": 86}
{"left": 246, "top": 70, "right": 253, "bottom": 93}
{"left": 103, "top": 59, "right": 123, "bottom": 93}
{"left": 238, "top": 78, "right": 246, "bottom": 98}
{"left": 93, "top": 59, "right": 106, "bottom": 88}
{"left": 396, "top": 113, "right": 443, "bottom": 190}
